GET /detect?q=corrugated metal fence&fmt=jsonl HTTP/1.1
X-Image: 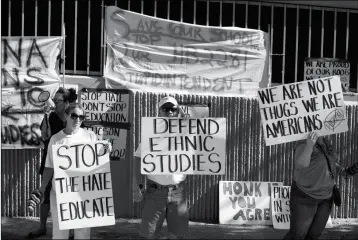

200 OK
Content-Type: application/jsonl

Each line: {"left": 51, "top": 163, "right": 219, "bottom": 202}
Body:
{"left": 2, "top": 93, "right": 357, "bottom": 221}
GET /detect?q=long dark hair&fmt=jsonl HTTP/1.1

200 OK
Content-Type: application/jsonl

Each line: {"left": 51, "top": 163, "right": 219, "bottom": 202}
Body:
{"left": 56, "top": 87, "right": 77, "bottom": 103}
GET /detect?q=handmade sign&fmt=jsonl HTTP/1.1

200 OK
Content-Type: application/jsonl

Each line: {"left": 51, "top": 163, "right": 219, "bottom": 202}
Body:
{"left": 105, "top": 6, "right": 268, "bottom": 97}
{"left": 257, "top": 76, "right": 348, "bottom": 146}
{"left": 1, "top": 37, "right": 62, "bottom": 148}
{"left": 52, "top": 141, "right": 115, "bottom": 230}
{"left": 271, "top": 185, "right": 333, "bottom": 229}
{"left": 140, "top": 117, "right": 226, "bottom": 174}
{"left": 304, "top": 58, "right": 350, "bottom": 92}
{"left": 219, "top": 181, "right": 283, "bottom": 225}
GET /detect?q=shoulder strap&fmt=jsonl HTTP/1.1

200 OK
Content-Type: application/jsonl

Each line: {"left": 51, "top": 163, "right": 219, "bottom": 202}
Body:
{"left": 316, "top": 142, "right": 335, "bottom": 180}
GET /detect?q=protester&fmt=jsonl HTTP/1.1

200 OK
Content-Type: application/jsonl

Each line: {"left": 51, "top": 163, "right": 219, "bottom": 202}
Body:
{"left": 132, "top": 96, "right": 189, "bottom": 239}
{"left": 28, "top": 87, "right": 78, "bottom": 239}
{"left": 36, "top": 103, "right": 111, "bottom": 239}
{"left": 284, "top": 131, "right": 358, "bottom": 240}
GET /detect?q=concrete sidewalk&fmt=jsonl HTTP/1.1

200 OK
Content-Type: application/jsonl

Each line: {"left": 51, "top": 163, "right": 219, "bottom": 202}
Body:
{"left": 1, "top": 217, "right": 358, "bottom": 239}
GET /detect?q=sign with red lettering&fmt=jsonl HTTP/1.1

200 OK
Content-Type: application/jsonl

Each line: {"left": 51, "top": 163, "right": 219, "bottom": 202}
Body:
{"left": 52, "top": 141, "right": 115, "bottom": 230}
{"left": 257, "top": 76, "right": 348, "bottom": 146}
{"left": 219, "top": 181, "right": 283, "bottom": 225}
{"left": 140, "top": 117, "right": 226, "bottom": 175}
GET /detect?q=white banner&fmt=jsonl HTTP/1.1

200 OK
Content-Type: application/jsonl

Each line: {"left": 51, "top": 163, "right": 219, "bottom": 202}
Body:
{"left": 105, "top": 6, "right": 268, "bottom": 96}
{"left": 52, "top": 141, "right": 115, "bottom": 230}
{"left": 304, "top": 58, "right": 350, "bottom": 92}
{"left": 1, "top": 37, "right": 62, "bottom": 148}
{"left": 219, "top": 181, "right": 283, "bottom": 225}
{"left": 257, "top": 76, "right": 348, "bottom": 146}
{"left": 141, "top": 117, "right": 226, "bottom": 175}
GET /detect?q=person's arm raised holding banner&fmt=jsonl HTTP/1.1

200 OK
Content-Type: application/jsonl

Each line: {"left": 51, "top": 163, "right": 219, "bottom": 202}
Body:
{"left": 132, "top": 96, "right": 189, "bottom": 239}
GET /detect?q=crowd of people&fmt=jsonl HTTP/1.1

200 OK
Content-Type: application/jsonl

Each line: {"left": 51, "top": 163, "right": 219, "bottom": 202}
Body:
{"left": 27, "top": 89, "right": 358, "bottom": 240}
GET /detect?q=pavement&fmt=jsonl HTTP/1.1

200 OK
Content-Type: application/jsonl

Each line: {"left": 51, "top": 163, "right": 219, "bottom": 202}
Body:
{"left": 1, "top": 217, "right": 358, "bottom": 239}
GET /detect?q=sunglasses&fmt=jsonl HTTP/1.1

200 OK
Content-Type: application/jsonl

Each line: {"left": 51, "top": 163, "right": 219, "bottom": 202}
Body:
{"left": 161, "top": 107, "right": 178, "bottom": 113}
{"left": 53, "top": 99, "right": 64, "bottom": 104}
{"left": 70, "top": 113, "right": 85, "bottom": 121}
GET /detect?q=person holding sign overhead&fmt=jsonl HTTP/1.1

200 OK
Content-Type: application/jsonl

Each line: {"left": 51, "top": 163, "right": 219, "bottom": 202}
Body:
{"left": 132, "top": 96, "right": 189, "bottom": 239}
{"left": 36, "top": 103, "right": 111, "bottom": 239}
{"left": 284, "top": 131, "right": 358, "bottom": 240}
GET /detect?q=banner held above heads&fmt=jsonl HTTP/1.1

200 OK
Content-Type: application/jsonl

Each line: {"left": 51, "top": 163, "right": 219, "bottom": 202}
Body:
{"left": 1, "top": 37, "right": 63, "bottom": 149}
{"left": 105, "top": 6, "right": 268, "bottom": 97}
{"left": 140, "top": 117, "right": 226, "bottom": 175}
{"left": 257, "top": 76, "right": 348, "bottom": 146}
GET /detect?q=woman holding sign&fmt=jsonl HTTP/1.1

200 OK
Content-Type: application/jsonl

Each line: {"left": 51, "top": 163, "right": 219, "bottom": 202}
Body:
{"left": 28, "top": 88, "right": 78, "bottom": 239}
{"left": 284, "top": 132, "right": 358, "bottom": 240}
{"left": 37, "top": 103, "right": 111, "bottom": 239}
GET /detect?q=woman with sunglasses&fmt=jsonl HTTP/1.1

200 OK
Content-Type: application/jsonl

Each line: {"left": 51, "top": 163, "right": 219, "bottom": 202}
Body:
{"left": 39, "top": 103, "right": 110, "bottom": 239}
{"left": 28, "top": 87, "right": 79, "bottom": 239}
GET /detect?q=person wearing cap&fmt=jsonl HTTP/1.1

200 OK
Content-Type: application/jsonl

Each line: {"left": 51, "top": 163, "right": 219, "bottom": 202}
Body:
{"left": 132, "top": 96, "right": 189, "bottom": 239}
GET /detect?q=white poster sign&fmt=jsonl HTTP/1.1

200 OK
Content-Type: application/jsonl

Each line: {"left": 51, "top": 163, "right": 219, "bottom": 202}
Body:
{"left": 52, "top": 141, "right": 115, "bottom": 230}
{"left": 257, "top": 76, "right": 348, "bottom": 146}
{"left": 141, "top": 117, "right": 226, "bottom": 175}
{"left": 219, "top": 181, "right": 283, "bottom": 225}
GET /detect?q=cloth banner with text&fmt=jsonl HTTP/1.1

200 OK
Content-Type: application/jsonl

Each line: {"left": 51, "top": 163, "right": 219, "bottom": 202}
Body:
{"left": 105, "top": 6, "right": 268, "bottom": 97}
{"left": 80, "top": 88, "right": 130, "bottom": 161}
{"left": 52, "top": 141, "right": 115, "bottom": 230}
{"left": 271, "top": 185, "right": 333, "bottom": 229}
{"left": 257, "top": 76, "right": 348, "bottom": 146}
{"left": 304, "top": 58, "right": 350, "bottom": 92}
{"left": 219, "top": 181, "right": 283, "bottom": 225}
{"left": 1, "top": 37, "right": 63, "bottom": 148}
{"left": 140, "top": 117, "right": 226, "bottom": 175}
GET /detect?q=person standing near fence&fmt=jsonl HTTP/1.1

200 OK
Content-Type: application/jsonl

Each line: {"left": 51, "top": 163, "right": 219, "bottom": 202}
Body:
{"left": 284, "top": 131, "right": 358, "bottom": 240}
{"left": 132, "top": 96, "right": 189, "bottom": 239}
{"left": 28, "top": 88, "right": 78, "bottom": 239}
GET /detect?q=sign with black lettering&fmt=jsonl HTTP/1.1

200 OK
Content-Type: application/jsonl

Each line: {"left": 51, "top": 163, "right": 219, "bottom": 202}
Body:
{"left": 304, "top": 58, "right": 350, "bottom": 92}
{"left": 140, "top": 117, "right": 226, "bottom": 175}
{"left": 105, "top": 6, "right": 268, "bottom": 97}
{"left": 52, "top": 141, "right": 115, "bottom": 230}
{"left": 84, "top": 126, "right": 127, "bottom": 161}
{"left": 257, "top": 76, "right": 348, "bottom": 146}
{"left": 80, "top": 88, "right": 130, "bottom": 129}
{"left": 271, "top": 186, "right": 333, "bottom": 229}
{"left": 180, "top": 104, "right": 209, "bottom": 118}
{"left": 219, "top": 181, "right": 283, "bottom": 225}
{"left": 1, "top": 37, "right": 62, "bottom": 148}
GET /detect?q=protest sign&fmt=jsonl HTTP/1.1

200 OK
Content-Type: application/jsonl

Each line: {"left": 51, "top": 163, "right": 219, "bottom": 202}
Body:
{"left": 271, "top": 186, "right": 333, "bottom": 229}
{"left": 180, "top": 104, "right": 210, "bottom": 118}
{"left": 304, "top": 58, "right": 350, "bottom": 92}
{"left": 84, "top": 126, "right": 127, "bottom": 161}
{"left": 1, "top": 37, "right": 62, "bottom": 148}
{"left": 52, "top": 141, "right": 115, "bottom": 230}
{"left": 219, "top": 181, "right": 283, "bottom": 225}
{"left": 140, "top": 117, "right": 226, "bottom": 175}
{"left": 80, "top": 88, "right": 130, "bottom": 129}
{"left": 105, "top": 6, "right": 268, "bottom": 97}
{"left": 257, "top": 76, "right": 348, "bottom": 146}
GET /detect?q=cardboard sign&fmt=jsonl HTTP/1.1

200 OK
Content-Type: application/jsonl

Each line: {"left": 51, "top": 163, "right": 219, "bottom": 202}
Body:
{"left": 304, "top": 58, "right": 350, "bottom": 92}
{"left": 105, "top": 6, "right": 268, "bottom": 97}
{"left": 84, "top": 126, "right": 127, "bottom": 161}
{"left": 140, "top": 117, "right": 226, "bottom": 175}
{"left": 80, "top": 89, "right": 130, "bottom": 129}
{"left": 257, "top": 76, "right": 348, "bottom": 146}
{"left": 1, "top": 37, "right": 62, "bottom": 148}
{"left": 52, "top": 141, "right": 115, "bottom": 230}
{"left": 271, "top": 186, "right": 333, "bottom": 229}
{"left": 219, "top": 181, "right": 283, "bottom": 225}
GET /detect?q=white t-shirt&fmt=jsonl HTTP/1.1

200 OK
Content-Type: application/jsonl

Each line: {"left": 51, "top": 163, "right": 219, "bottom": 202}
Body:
{"left": 134, "top": 143, "right": 186, "bottom": 185}
{"left": 45, "top": 128, "right": 98, "bottom": 193}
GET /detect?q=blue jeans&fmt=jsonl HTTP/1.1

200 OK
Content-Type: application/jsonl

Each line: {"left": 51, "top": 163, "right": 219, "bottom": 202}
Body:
{"left": 284, "top": 182, "right": 333, "bottom": 240}
{"left": 140, "top": 180, "right": 189, "bottom": 238}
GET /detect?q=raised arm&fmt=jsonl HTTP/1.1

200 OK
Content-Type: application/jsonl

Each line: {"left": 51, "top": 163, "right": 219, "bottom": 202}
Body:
{"left": 295, "top": 132, "right": 318, "bottom": 170}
